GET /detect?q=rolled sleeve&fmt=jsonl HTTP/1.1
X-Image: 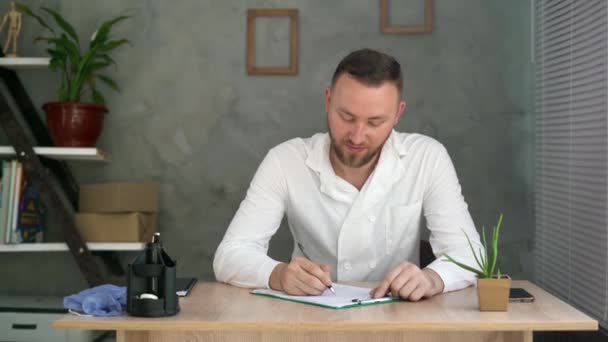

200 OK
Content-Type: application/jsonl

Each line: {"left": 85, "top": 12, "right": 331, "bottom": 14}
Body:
{"left": 422, "top": 144, "right": 483, "bottom": 293}
{"left": 213, "top": 149, "right": 288, "bottom": 288}
{"left": 426, "top": 258, "right": 477, "bottom": 293}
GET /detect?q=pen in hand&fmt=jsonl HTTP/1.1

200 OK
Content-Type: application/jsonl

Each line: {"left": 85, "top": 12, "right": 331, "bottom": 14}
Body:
{"left": 297, "top": 242, "right": 336, "bottom": 295}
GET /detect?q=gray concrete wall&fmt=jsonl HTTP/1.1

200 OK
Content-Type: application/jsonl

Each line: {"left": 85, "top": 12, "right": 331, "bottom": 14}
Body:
{"left": 0, "top": 0, "right": 533, "bottom": 295}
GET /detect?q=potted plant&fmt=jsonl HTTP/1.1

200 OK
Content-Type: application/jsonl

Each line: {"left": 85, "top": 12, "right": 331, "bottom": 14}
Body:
{"left": 16, "top": 4, "right": 130, "bottom": 147}
{"left": 444, "top": 214, "right": 511, "bottom": 311}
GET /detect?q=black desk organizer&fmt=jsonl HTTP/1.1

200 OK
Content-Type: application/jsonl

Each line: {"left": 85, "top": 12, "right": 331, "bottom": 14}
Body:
{"left": 127, "top": 233, "right": 179, "bottom": 317}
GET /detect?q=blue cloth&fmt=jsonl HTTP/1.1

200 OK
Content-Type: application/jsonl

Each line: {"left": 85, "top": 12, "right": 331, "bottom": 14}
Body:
{"left": 63, "top": 284, "right": 127, "bottom": 317}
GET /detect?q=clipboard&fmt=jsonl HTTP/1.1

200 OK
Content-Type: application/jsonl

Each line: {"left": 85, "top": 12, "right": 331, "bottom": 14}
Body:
{"left": 251, "top": 283, "right": 400, "bottom": 309}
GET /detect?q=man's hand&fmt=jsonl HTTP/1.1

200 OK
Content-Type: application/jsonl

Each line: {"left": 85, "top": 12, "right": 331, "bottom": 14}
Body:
{"left": 269, "top": 256, "right": 332, "bottom": 296}
{"left": 370, "top": 261, "right": 444, "bottom": 301}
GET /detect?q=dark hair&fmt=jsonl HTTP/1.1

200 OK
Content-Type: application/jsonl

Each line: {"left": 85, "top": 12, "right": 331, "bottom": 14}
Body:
{"left": 331, "top": 48, "right": 403, "bottom": 94}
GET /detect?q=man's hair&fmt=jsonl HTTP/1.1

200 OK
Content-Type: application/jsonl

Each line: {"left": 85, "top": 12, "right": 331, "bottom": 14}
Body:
{"left": 331, "top": 48, "right": 403, "bottom": 94}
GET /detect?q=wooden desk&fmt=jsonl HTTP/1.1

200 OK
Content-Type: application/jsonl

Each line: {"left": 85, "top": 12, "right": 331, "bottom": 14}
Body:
{"left": 54, "top": 280, "right": 597, "bottom": 342}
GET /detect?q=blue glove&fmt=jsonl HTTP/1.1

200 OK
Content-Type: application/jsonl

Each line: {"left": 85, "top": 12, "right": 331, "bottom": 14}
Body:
{"left": 64, "top": 284, "right": 126, "bottom": 317}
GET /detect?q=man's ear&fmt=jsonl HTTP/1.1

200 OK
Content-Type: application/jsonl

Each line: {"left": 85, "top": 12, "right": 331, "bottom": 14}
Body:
{"left": 324, "top": 87, "right": 331, "bottom": 113}
{"left": 395, "top": 100, "right": 406, "bottom": 124}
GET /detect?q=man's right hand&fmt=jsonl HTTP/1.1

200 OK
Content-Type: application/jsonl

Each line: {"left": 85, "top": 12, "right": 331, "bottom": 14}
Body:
{"left": 269, "top": 256, "right": 332, "bottom": 295}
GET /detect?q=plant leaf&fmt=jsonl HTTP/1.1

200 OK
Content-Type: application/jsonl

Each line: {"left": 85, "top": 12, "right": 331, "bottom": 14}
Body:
{"left": 41, "top": 7, "right": 79, "bottom": 46}
{"left": 478, "top": 247, "right": 486, "bottom": 269}
{"left": 463, "top": 228, "right": 484, "bottom": 271}
{"left": 97, "top": 74, "right": 119, "bottom": 91}
{"left": 21, "top": 5, "right": 130, "bottom": 103}
{"left": 91, "top": 88, "right": 105, "bottom": 105}
{"left": 443, "top": 254, "right": 485, "bottom": 277}
{"left": 88, "top": 62, "right": 112, "bottom": 72}
{"left": 99, "top": 39, "right": 131, "bottom": 52}
{"left": 48, "top": 58, "right": 64, "bottom": 71}
{"left": 46, "top": 35, "right": 80, "bottom": 65}
{"left": 90, "top": 15, "right": 131, "bottom": 47}
{"left": 68, "top": 46, "right": 96, "bottom": 100}
{"left": 46, "top": 48, "right": 64, "bottom": 61}
{"left": 58, "top": 81, "right": 70, "bottom": 102}
{"left": 488, "top": 213, "right": 503, "bottom": 277}
{"left": 94, "top": 53, "right": 117, "bottom": 67}
{"left": 15, "top": 3, "right": 56, "bottom": 35}
{"left": 481, "top": 225, "right": 490, "bottom": 277}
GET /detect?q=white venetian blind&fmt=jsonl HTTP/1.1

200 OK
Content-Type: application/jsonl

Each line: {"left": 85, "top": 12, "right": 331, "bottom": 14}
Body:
{"left": 534, "top": 0, "right": 608, "bottom": 327}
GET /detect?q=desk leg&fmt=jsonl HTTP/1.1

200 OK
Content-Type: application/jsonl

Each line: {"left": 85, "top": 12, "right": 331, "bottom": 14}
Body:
{"left": 123, "top": 330, "right": 532, "bottom": 342}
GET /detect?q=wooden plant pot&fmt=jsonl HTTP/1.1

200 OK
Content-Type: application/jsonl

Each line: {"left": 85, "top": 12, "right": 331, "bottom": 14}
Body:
{"left": 477, "top": 275, "right": 511, "bottom": 311}
{"left": 43, "top": 102, "right": 107, "bottom": 147}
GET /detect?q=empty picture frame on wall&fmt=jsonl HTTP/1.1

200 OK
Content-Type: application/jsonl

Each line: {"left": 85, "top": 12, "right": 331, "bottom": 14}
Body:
{"left": 380, "top": 0, "right": 433, "bottom": 34}
{"left": 246, "top": 9, "right": 299, "bottom": 75}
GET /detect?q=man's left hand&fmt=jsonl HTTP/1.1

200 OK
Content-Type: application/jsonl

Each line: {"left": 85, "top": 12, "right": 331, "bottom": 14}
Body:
{"left": 370, "top": 262, "right": 444, "bottom": 301}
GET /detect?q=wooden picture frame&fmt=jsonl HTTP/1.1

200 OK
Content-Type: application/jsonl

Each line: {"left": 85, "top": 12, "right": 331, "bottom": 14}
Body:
{"left": 380, "top": 0, "right": 433, "bottom": 34}
{"left": 247, "top": 9, "right": 298, "bottom": 75}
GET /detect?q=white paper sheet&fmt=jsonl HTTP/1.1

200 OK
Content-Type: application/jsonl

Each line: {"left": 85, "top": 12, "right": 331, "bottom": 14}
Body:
{"left": 251, "top": 283, "right": 397, "bottom": 309}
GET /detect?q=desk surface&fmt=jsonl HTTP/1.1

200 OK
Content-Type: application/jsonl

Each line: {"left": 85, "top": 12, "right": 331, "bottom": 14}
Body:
{"left": 54, "top": 280, "right": 597, "bottom": 332}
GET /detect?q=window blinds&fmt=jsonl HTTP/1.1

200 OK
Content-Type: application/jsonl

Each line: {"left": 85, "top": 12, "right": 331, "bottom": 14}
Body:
{"left": 534, "top": 0, "right": 608, "bottom": 327}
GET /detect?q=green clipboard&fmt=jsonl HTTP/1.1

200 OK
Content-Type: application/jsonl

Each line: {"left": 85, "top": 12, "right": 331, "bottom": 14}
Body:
{"left": 251, "top": 283, "right": 401, "bottom": 309}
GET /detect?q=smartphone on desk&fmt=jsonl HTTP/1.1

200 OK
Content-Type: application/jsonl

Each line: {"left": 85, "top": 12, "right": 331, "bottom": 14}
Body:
{"left": 509, "top": 288, "right": 535, "bottom": 303}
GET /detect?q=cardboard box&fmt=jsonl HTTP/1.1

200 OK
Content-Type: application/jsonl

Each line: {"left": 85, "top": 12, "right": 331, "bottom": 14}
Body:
{"left": 79, "top": 182, "right": 159, "bottom": 213}
{"left": 75, "top": 212, "right": 157, "bottom": 242}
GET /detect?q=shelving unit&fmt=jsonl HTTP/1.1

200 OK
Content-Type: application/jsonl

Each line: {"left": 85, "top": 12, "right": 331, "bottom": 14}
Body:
{"left": 0, "top": 146, "right": 110, "bottom": 161}
{"left": 0, "top": 242, "right": 144, "bottom": 252}
{"left": 0, "top": 56, "right": 138, "bottom": 286}
{"left": 0, "top": 57, "right": 50, "bottom": 69}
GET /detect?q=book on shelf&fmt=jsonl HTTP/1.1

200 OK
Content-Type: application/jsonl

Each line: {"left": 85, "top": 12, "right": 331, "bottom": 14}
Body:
{"left": 2, "top": 160, "right": 17, "bottom": 243}
{"left": 18, "top": 179, "right": 46, "bottom": 242}
{"left": 0, "top": 160, "right": 46, "bottom": 244}
{"left": 10, "top": 161, "right": 23, "bottom": 243}
{"left": 0, "top": 161, "right": 10, "bottom": 243}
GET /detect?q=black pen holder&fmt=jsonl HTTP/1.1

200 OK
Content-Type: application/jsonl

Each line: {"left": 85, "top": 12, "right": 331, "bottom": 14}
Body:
{"left": 126, "top": 234, "right": 179, "bottom": 317}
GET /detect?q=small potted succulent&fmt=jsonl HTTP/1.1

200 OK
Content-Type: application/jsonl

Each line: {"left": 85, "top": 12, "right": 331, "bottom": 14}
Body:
{"left": 16, "top": 4, "right": 130, "bottom": 147}
{"left": 444, "top": 214, "right": 511, "bottom": 311}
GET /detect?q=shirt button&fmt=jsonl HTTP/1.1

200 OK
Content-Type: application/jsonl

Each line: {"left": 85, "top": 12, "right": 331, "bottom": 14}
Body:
{"left": 368, "top": 215, "right": 376, "bottom": 222}
{"left": 343, "top": 262, "right": 352, "bottom": 270}
{"left": 368, "top": 261, "right": 376, "bottom": 269}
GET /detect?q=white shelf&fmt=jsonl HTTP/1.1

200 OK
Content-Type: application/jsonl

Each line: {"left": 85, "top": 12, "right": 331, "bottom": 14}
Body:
{"left": 0, "top": 242, "right": 144, "bottom": 252}
{"left": 0, "top": 57, "right": 50, "bottom": 69}
{"left": 0, "top": 146, "right": 110, "bottom": 161}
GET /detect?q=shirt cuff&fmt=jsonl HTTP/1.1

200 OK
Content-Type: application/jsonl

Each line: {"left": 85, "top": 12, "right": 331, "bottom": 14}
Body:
{"left": 259, "top": 259, "right": 282, "bottom": 289}
{"left": 425, "top": 259, "right": 477, "bottom": 293}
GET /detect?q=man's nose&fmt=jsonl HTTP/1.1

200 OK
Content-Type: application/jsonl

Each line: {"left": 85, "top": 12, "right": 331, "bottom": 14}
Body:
{"left": 350, "top": 123, "right": 366, "bottom": 144}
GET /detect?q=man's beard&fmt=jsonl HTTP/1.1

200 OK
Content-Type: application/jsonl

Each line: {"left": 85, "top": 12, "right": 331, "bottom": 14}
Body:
{"left": 328, "top": 130, "right": 383, "bottom": 168}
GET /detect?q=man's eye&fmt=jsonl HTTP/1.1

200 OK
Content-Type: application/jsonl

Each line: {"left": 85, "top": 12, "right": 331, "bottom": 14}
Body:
{"left": 341, "top": 114, "right": 354, "bottom": 122}
{"left": 369, "top": 120, "right": 383, "bottom": 127}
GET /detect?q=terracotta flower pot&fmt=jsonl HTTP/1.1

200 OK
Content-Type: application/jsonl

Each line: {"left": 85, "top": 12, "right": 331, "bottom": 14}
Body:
{"left": 477, "top": 275, "right": 511, "bottom": 311}
{"left": 43, "top": 102, "right": 107, "bottom": 147}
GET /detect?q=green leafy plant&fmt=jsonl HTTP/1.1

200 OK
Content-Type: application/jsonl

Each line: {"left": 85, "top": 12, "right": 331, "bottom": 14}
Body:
{"left": 444, "top": 213, "right": 504, "bottom": 279}
{"left": 16, "top": 3, "right": 130, "bottom": 105}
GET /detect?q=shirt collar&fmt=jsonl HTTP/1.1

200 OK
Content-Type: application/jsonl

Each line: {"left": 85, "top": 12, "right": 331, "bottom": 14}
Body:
{"left": 305, "top": 130, "right": 406, "bottom": 170}
{"left": 304, "top": 133, "right": 332, "bottom": 176}
{"left": 304, "top": 131, "right": 407, "bottom": 204}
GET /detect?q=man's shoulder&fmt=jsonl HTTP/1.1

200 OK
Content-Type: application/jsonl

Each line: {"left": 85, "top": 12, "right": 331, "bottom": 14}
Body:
{"left": 391, "top": 132, "right": 447, "bottom": 156}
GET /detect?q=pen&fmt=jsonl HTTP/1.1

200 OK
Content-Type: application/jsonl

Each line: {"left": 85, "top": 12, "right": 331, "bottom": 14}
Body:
{"left": 297, "top": 242, "right": 336, "bottom": 295}
{"left": 351, "top": 296, "right": 394, "bottom": 305}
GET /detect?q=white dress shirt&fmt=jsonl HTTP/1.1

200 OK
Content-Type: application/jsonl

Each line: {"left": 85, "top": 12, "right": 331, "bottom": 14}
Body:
{"left": 213, "top": 131, "right": 483, "bottom": 292}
